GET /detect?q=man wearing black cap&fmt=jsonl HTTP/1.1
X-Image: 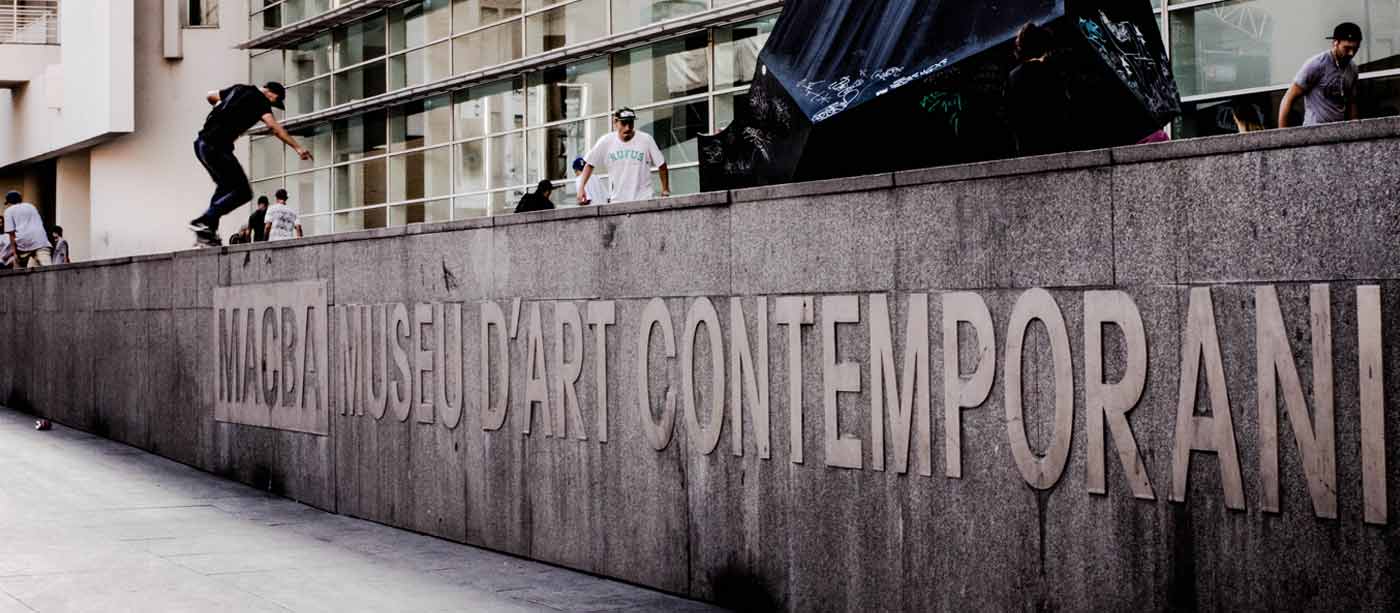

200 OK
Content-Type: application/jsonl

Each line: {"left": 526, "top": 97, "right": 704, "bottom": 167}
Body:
{"left": 1279, "top": 23, "right": 1362, "bottom": 128}
{"left": 189, "top": 82, "right": 312, "bottom": 246}
{"left": 578, "top": 108, "right": 669, "bottom": 205}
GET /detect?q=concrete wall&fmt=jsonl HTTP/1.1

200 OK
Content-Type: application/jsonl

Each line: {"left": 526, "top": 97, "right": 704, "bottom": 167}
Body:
{"left": 4, "top": 117, "right": 1400, "bottom": 611}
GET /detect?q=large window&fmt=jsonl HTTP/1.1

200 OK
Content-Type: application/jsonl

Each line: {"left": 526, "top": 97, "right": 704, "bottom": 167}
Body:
{"left": 246, "top": 10, "right": 780, "bottom": 233}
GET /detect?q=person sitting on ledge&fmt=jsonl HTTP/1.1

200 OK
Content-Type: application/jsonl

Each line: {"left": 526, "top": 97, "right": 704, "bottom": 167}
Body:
{"left": 515, "top": 180, "right": 557, "bottom": 214}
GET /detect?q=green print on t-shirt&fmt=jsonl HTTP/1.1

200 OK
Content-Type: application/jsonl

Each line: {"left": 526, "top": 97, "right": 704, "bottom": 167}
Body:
{"left": 610, "top": 150, "right": 647, "bottom": 163}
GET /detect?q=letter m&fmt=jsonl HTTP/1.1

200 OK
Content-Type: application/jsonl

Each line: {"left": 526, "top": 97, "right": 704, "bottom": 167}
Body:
{"left": 869, "top": 294, "right": 931, "bottom": 475}
{"left": 219, "top": 308, "right": 241, "bottom": 403}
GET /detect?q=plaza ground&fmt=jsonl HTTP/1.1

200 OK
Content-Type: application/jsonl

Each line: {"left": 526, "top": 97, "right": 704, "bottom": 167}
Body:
{"left": 0, "top": 407, "right": 721, "bottom": 613}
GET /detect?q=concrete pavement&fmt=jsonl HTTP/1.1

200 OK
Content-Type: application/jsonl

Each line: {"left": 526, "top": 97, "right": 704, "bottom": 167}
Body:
{"left": 0, "top": 408, "right": 723, "bottom": 612}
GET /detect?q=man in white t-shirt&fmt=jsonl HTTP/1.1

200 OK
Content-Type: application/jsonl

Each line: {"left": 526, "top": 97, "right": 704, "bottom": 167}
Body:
{"left": 3, "top": 191, "right": 51, "bottom": 268}
{"left": 578, "top": 108, "right": 669, "bottom": 205}
{"left": 263, "top": 188, "right": 302, "bottom": 241}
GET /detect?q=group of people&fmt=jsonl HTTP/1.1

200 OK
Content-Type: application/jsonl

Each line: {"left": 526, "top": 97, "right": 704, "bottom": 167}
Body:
{"left": 0, "top": 191, "right": 69, "bottom": 270}
{"left": 190, "top": 80, "right": 670, "bottom": 238}
{"left": 228, "top": 189, "right": 303, "bottom": 245}
{"left": 515, "top": 107, "right": 669, "bottom": 214}
{"left": 192, "top": 21, "right": 1369, "bottom": 235}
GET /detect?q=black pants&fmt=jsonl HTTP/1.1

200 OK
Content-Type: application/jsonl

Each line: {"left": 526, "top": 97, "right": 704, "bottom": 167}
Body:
{"left": 192, "top": 138, "right": 253, "bottom": 231}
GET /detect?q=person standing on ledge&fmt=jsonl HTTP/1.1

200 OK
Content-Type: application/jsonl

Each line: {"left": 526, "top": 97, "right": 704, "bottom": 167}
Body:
{"left": 573, "top": 157, "right": 609, "bottom": 205}
{"left": 4, "top": 191, "right": 50, "bottom": 268}
{"left": 264, "top": 188, "right": 303, "bottom": 241}
{"left": 1006, "top": 22, "right": 1072, "bottom": 156}
{"left": 1279, "top": 23, "right": 1362, "bottom": 128}
{"left": 50, "top": 226, "right": 69, "bottom": 264}
{"left": 577, "top": 108, "right": 669, "bottom": 205}
{"left": 249, "top": 195, "right": 270, "bottom": 243}
{"left": 189, "top": 82, "right": 311, "bottom": 247}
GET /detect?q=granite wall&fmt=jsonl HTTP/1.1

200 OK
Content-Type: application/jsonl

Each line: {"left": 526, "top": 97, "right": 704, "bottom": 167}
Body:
{"left": 5, "top": 117, "right": 1400, "bottom": 611}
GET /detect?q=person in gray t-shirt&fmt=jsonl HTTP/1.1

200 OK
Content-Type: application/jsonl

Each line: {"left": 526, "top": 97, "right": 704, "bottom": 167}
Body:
{"left": 1279, "top": 22, "right": 1362, "bottom": 127}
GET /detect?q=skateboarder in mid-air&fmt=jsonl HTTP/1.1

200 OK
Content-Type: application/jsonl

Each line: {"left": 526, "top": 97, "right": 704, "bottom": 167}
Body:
{"left": 189, "top": 81, "right": 311, "bottom": 246}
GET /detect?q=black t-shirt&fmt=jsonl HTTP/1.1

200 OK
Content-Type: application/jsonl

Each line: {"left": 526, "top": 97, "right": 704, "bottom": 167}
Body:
{"left": 199, "top": 84, "right": 273, "bottom": 146}
{"left": 249, "top": 208, "right": 267, "bottom": 242}
{"left": 1007, "top": 60, "right": 1073, "bottom": 157}
{"left": 514, "top": 192, "right": 555, "bottom": 214}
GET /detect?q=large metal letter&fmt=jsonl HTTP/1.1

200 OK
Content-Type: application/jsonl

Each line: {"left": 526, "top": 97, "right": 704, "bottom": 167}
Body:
{"left": 822, "top": 296, "right": 862, "bottom": 469}
{"left": 302, "top": 306, "right": 323, "bottom": 414}
{"left": 281, "top": 306, "right": 299, "bottom": 409}
{"left": 1004, "top": 289, "right": 1074, "bottom": 490}
{"left": 243, "top": 308, "right": 258, "bottom": 404}
{"left": 218, "top": 308, "right": 238, "bottom": 407}
{"left": 522, "top": 302, "right": 550, "bottom": 436}
{"left": 683, "top": 297, "right": 725, "bottom": 455}
{"left": 775, "top": 296, "right": 814, "bottom": 464}
{"left": 587, "top": 301, "right": 616, "bottom": 442}
{"left": 942, "top": 292, "right": 995, "bottom": 479}
{"left": 437, "top": 304, "right": 464, "bottom": 429}
{"left": 388, "top": 303, "right": 412, "bottom": 422}
{"left": 480, "top": 301, "right": 510, "bottom": 431}
{"left": 1171, "top": 288, "right": 1245, "bottom": 510}
{"left": 364, "top": 306, "right": 389, "bottom": 420}
{"left": 638, "top": 298, "right": 678, "bottom": 451}
{"left": 869, "top": 293, "right": 931, "bottom": 476}
{"left": 1256, "top": 285, "right": 1336, "bottom": 518}
{"left": 730, "top": 297, "right": 771, "bottom": 459}
{"left": 1085, "top": 290, "right": 1154, "bottom": 499}
{"left": 554, "top": 302, "right": 586, "bottom": 440}
{"left": 262, "top": 306, "right": 280, "bottom": 408}
{"left": 1358, "top": 285, "right": 1387, "bottom": 525}
{"left": 414, "top": 303, "right": 435, "bottom": 424}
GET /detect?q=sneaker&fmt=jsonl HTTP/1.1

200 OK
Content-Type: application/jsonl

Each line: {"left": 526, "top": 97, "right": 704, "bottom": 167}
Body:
{"left": 188, "top": 219, "right": 212, "bottom": 233}
{"left": 34, "top": 419, "right": 51, "bottom": 431}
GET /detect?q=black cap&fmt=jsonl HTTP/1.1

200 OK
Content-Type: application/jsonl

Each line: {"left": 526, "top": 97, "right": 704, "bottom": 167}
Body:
{"left": 3, "top": 191, "right": 20, "bottom": 205}
{"left": 275, "top": 188, "right": 289, "bottom": 201}
{"left": 1329, "top": 22, "right": 1363, "bottom": 42}
{"left": 536, "top": 180, "right": 555, "bottom": 194}
{"left": 264, "top": 81, "right": 287, "bottom": 110}
{"left": 613, "top": 107, "right": 637, "bottom": 122}
{"left": 257, "top": 195, "right": 269, "bottom": 205}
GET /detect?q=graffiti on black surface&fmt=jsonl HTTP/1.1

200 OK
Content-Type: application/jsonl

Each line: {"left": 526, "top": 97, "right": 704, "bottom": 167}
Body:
{"left": 1079, "top": 11, "right": 1179, "bottom": 118}
{"left": 919, "top": 91, "right": 964, "bottom": 135}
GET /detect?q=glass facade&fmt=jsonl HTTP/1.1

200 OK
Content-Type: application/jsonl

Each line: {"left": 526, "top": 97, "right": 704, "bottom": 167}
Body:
{"left": 1162, "top": 0, "right": 1400, "bottom": 136}
{"left": 247, "top": 1, "right": 776, "bottom": 234}
{"left": 246, "top": 0, "right": 1400, "bottom": 236}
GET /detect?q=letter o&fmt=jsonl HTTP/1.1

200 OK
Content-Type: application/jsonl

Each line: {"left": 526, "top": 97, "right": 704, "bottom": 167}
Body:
{"left": 638, "top": 298, "right": 678, "bottom": 451}
{"left": 683, "top": 297, "right": 724, "bottom": 455}
{"left": 1005, "top": 288, "right": 1074, "bottom": 490}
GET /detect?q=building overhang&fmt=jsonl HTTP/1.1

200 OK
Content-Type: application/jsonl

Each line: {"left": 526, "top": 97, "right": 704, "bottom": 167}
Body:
{"left": 237, "top": 0, "right": 410, "bottom": 50}
{"left": 252, "top": 0, "right": 782, "bottom": 136}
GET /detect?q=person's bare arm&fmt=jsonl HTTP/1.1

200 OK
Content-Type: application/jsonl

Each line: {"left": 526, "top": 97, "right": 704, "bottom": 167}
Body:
{"left": 264, "top": 222, "right": 272, "bottom": 238}
{"left": 1278, "top": 83, "right": 1305, "bottom": 128}
{"left": 658, "top": 164, "right": 671, "bottom": 197}
{"left": 1349, "top": 101, "right": 1361, "bottom": 121}
{"left": 577, "top": 165, "right": 596, "bottom": 205}
{"left": 206, "top": 90, "right": 220, "bottom": 106}
{"left": 262, "top": 113, "right": 312, "bottom": 160}
{"left": 295, "top": 223, "right": 303, "bottom": 239}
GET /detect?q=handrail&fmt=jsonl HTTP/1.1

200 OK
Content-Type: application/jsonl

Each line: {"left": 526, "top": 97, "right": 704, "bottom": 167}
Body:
{"left": 0, "top": 0, "right": 59, "bottom": 45}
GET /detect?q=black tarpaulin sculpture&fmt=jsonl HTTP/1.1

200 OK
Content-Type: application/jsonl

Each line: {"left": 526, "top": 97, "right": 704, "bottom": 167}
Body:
{"left": 700, "top": 0, "right": 1180, "bottom": 191}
